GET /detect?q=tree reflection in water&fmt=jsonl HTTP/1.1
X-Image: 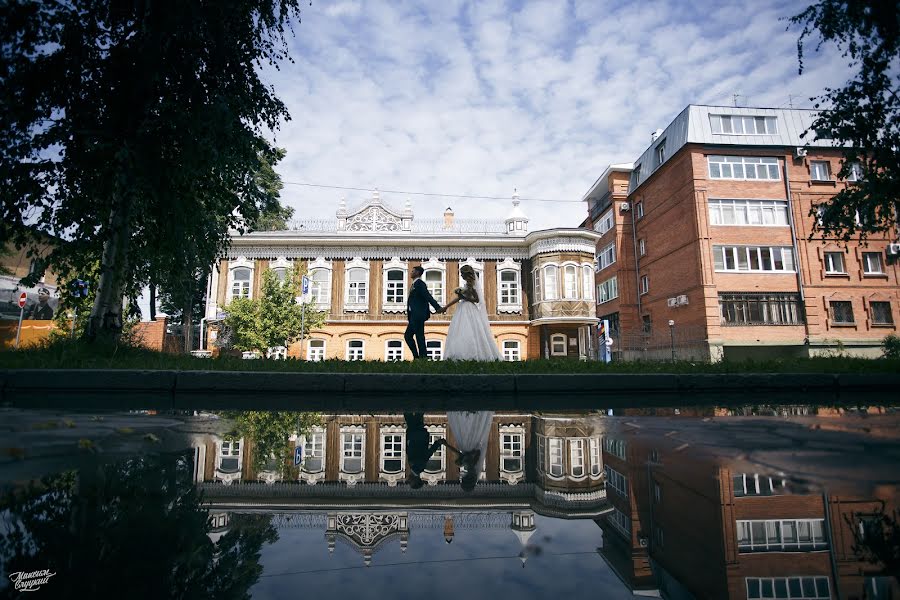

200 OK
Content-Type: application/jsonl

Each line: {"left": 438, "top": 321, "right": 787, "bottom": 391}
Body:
{"left": 0, "top": 452, "right": 277, "bottom": 599}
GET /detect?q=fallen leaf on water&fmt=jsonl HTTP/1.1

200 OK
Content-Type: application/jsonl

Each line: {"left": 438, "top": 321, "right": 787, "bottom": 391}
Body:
{"left": 62, "top": 419, "right": 76, "bottom": 428}
{"left": 116, "top": 427, "right": 135, "bottom": 435}
{"left": 143, "top": 433, "right": 160, "bottom": 443}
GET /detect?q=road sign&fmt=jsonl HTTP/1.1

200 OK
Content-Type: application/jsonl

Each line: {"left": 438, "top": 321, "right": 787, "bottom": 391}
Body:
{"left": 301, "top": 275, "right": 310, "bottom": 295}
{"left": 294, "top": 445, "right": 304, "bottom": 467}
{"left": 17, "top": 292, "right": 26, "bottom": 309}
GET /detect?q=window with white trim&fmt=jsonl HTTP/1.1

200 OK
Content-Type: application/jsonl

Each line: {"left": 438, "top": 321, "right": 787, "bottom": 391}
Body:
{"left": 542, "top": 265, "right": 558, "bottom": 300}
{"left": 346, "top": 339, "right": 364, "bottom": 361}
{"left": 636, "top": 201, "right": 644, "bottom": 219}
{"left": 582, "top": 265, "right": 593, "bottom": 301}
{"left": 310, "top": 268, "right": 331, "bottom": 306}
{"left": 563, "top": 265, "right": 578, "bottom": 299}
{"left": 639, "top": 239, "right": 646, "bottom": 256}
{"left": 346, "top": 268, "right": 368, "bottom": 306}
{"left": 532, "top": 268, "right": 542, "bottom": 302}
{"left": 548, "top": 438, "right": 564, "bottom": 476}
{"left": 341, "top": 431, "right": 364, "bottom": 474}
{"left": 597, "top": 242, "right": 616, "bottom": 271}
{"left": 603, "top": 438, "right": 626, "bottom": 460}
{"left": 593, "top": 209, "right": 614, "bottom": 234}
{"left": 425, "top": 431, "right": 445, "bottom": 473}
{"left": 608, "top": 507, "right": 631, "bottom": 538}
{"left": 589, "top": 437, "right": 601, "bottom": 476}
{"left": 501, "top": 433, "right": 523, "bottom": 473}
{"left": 300, "top": 430, "right": 325, "bottom": 473}
{"left": 640, "top": 275, "right": 649, "bottom": 295}
{"left": 536, "top": 435, "right": 546, "bottom": 474}
{"left": 381, "top": 432, "right": 404, "bottom": 473}
{"left": 863, "top": 252, "right": 884, "bottom": 275}
{"left": 605, "top": 465, "right": 628, "bottom": 497}
{"left": 499, "top": 269, "right": 520, "bottom": 305}
{"left": 271, "top": 267, "right": 288, "bottom": 283}
{"left": 424, "top": 270, "right": 444, "bottom": 304}
{"left": 810, "top": 161, "right": 831, "bottom": 181}
{"left": 710, "top": 114, "right": 778, "bottom": 135}
{"left": 570, "top": 439, "right": 585, "bottom": 477}
{"left": 736, "top": 519, "right": 828, "bottom": 552}
{"left": 733, "top": 473, "right": 786, "bottom": 497}
{"left": 870, "top": 301, "right": 893, "bottom": 325}
{"left": 824, "top": 252, "right": 846, "bottom": 274}
{"left": 846, "top": 162, "right": 863, "bottom": 182}
{"left": 502, "top": 340, "right": 521, "bottom": 361}
{"left": 708, "top": 199, "right": 789, "bottom": 226}
{"left": 307, "top": 339, "right": 325, "bottom": 362}
{"left": 218, "top": 439, "right": 242, "bottom": 473}
{"left": 597, "top": 276, "right": 618, "bottom": 304}
{"left": 708, "top": 156, "right": 780, "bottom": 180}
{"left": 746, "top": 576, "right": 830, "bottom": 600}
{"left": 426, "top": 340, "right": 443, "bottom": 361}
{"left": 384, "top": 269, "right": 406, "bottom": 305}
{"left": 550, "top": 334, "right": 567, "bottom": 356}
{"left": 655, "top": 139, "right": 666, "bottom": 168}
{"left": 230, "top": 267, "right": 252, "bottom": 301}
{"left": 713, "top": 246, "right": 796, "bottom": 272}
{"left": 385, "top": 340, "right": 404, "bottom": 361}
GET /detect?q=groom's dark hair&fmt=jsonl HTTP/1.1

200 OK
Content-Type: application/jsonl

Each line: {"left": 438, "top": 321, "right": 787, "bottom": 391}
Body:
{"left": 411, "top": 265, "right": 424, "bottom": 277}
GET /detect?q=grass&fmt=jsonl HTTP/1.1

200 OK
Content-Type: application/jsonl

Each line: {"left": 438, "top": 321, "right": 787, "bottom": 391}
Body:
{"left": 0, "top": 339, "right": 898, "bottom": 374}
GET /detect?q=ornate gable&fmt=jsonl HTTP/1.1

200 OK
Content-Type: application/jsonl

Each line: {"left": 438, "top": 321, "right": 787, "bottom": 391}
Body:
{"left": 338, "top": 190, "right": 413, "bottom": 233}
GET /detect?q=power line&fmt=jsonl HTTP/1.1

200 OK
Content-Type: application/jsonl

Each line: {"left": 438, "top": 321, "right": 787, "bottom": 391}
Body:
{"left": 281, "top": 181, "right": 584, "bottom": 204}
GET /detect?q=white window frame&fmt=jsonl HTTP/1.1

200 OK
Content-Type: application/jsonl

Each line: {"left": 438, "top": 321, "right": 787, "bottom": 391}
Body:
{"left": 603, "top": 438, "right": 627, "bottom": 460}
{"left": 709, "top": 114, "right": 778, "bottom": 135}
{"left": 824, "top": 251, "right": 846, "bottom": 274}
{"left": 340, "top": 428, "right": 365, "bottom": 476}
{"left": 550, "top": 333, "right": 567, "bottom": 356}
{"left": 385, "top": 339, "right": 404, "bottom": 362}
{"left": 708, "top": 155, "right": 780, "bottom": 181}
{"left": 810, "top": 160, "right": 831, "bottom": 181}
{"left": 307, "top": 339, "right": 326, "bottom": 362}
{"left": 548, "top": 438, "right": 564, "bottom": 477}
{"left": 299, "top": 428, "right": 326, "bottom": 474}
{"left": 542, "top": 264, "right": 558, "bottom": 301}
{"left": 608, "top": 507, "right": 631, "bottom": 539}
{"left": 500, "top": 431, "right": 524, "bottom": 474}
{"left": 862, "top": 252, "right": 884, "bottom": 275}
{"left": 344, "top": 257, "right": 369, "bottom": 312}
{"left": 597, "top": 276, "right": 618, "bottom": 304}
{"left": 846, "top": 162, "right": 863, "bottom": 182}
{"left": 424, "top": 427, "right": 446, "bottom": 475}
{"left": 745, "top": 576, "right": 830, "bottom": 600}
{"left": 655, "top": 139, "right": 666, "bottom": 167}
{"left": 582, "top": 265, "right": 593, "bottom": 301}
{"left": 736, "top": 519, "right": 828, "bottom": 553}
{"left": 502, "top": 339, "right": 521, "bottom": 361}
{"left": 227, "top": 257, "right": 254, "bottom": 302}
{"left": 713, "top": 246, "right": 796, "bottom": 273}
{"left": 569, "top": 439, "right": 586, "bottom": 478}
{"left": 380, "top": 429, "right": 405, "bottom": 475}
{"left": 346, "top": 339, "right": 365, "bottom": 361}
{"left": 596, "top": 241, "right": 616, "bottom": 271}
{"left": 536, "top": 435, "right": 546, "bottom": 474}
{"left": 640, "top": 275, "right": 649, "bottom": 295}
{"left": 426, "top": 339, "right": 443, "bottom": 361}
{"left": 307, "top": 257, "right": 332, "bottom": 310}
{"left": 216, "top": 438, "right": 244, "bottom": 481}
{"left": 639, "top": 239, "right": 646, "bottom": 256}
{"left": 708, "top": 199, "right": 790, "bottom": 227}
{"left": 532, "top": 268, "right": 542, "bottom": 303}
{"left": 382, "top": 257, "right": 408, "bottom": 312}
{"left": 562, "top": 263, "right": 579, "bottom": 299}
{"left": 593, "top": 209, "right": 614, "bottom": 234}
{"left": 589, "top": 437, "right": 601, "bottom": 477}
{"left": 636, "top": 201, "right": 644, "bottom": 219}
{"left": 496, "top": 257, "right": 522, "bottom": 312}
{"left": 605, "top": 465, "right": 628, "bottom": 497}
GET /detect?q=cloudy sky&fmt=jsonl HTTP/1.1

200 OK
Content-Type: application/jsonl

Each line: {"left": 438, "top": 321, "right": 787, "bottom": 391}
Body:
{"left": 260, "top": 0, "right": 848, "bottom": 230}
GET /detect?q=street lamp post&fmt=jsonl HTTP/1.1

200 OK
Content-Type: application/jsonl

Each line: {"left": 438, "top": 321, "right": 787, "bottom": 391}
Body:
{"left": 668, "top": 320, "right": 676, "bottom": 362}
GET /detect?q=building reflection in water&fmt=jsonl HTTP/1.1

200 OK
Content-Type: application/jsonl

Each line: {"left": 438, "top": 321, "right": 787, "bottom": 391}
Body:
{"left": 194, "top": 409, "right": 899, "bottom": 599}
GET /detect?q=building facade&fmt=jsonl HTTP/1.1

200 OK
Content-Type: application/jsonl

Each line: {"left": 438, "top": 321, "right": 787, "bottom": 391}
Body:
{"left": 206, "top": 192, "right": 600, "bottom": 360}
{"left": 583, "top": 105, "right": 899, "bottom": 360}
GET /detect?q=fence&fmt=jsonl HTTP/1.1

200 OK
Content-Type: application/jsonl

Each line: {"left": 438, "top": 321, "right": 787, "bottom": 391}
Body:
{"left": 611, "top": 324, "right": 711, "bottom": 362}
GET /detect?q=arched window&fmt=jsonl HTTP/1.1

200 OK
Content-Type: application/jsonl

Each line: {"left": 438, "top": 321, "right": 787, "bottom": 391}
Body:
{"left": 340, "top": 428, "right": 364, "bottom": 474}
{"left": 543, "top": 265, "right": 558, "bottom": 300}
{"left": 307, "top": 339, "right": 326, "bottom": 361}
{"left": 533, "top": 269, "right": 542, "bottom": 302}
{"left": 300, "top": 428, "right": 325, "bottom": 473}
{"left": 563, "top": 265, "right": 578, "bottom": 299}
{"left": 501, "top": 432, "right": 523, "bottom": 473}
{"left": 426, "top": 340, "right": 443, "bottom": 361}
{"left": 424, "top": 270, "right": 444, "bottom": 304}
{"left": 550, "top": 334, "right": 567, "bottom": 356}
{"left": 570, "top": 439, "right": 585, "bottom": 477}
{"left": 230, "top": 267, "right": 251, "bottom": 301}
{"left": 589, "top": 437, "right": 601, "bottom": 477}
{"left": 582, "top": 265, "right": 594, "bottom": 301}
{"left": 346, "top": 339, "right": 364, "bottom": 361}
{"left": 381, "top": 430, "right": 404, "bottom": 474}
{"left": 271, "top": 267, "right": 288, "bottom": 283}
{"left": 309, "top": 268, "right": 331, "bottom": 306}
{"left": 499, "top": 270, "right": 520, "bottom": 305}
{"left": 385, "top": 340, "right": 404, "bottom": 362}
{"left": 549, "top": 438, "right": 564, "bottom": 477}
{"left": 345, "top": 268, "right": 368, "bottom": 307}
{"left": 384, "top": 269, "right": 405, "bottom": 306}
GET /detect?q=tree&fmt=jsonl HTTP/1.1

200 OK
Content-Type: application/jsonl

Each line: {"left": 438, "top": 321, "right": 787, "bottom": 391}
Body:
{"left": 245, "top": 147, "right": 295, "bottom": 232}
{"left": 789, "top": 1, "right": 900, "bottom": 241}
{"left": 0, "top": 0, "right": 306, "bottom": 342}
{"left": 223, "top": 266, "right": 325, "bottom": 356}
{"left": 220, "top": 411, "right": 322, "bottom": 474}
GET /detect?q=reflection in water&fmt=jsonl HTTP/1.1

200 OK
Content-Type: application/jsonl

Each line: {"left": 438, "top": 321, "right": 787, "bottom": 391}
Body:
{"left": 1, "top": 407, "right": 898, "bottom": 599}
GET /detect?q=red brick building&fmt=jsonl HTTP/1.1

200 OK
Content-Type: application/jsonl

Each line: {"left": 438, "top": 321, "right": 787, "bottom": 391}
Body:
{"left": 583, "top": 106, "right": 899, "bottom": 360}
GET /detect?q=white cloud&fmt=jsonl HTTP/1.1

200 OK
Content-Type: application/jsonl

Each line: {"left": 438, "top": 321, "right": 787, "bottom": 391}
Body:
{"left": 260, "top": 0, "right": 848, "bottom": 230}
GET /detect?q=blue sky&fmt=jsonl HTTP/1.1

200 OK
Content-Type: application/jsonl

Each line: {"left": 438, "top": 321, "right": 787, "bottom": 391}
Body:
{"left": 260, "top": 0, "right": 847, "bottom": 230}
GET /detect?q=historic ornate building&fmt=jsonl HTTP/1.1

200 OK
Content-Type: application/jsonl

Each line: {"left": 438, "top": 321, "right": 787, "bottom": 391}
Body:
{"left": 204, "top": 192, "right": 601, "bottom": 360}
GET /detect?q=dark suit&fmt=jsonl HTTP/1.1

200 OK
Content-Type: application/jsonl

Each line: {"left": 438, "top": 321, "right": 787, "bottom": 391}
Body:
{"left": 405, "top": 278, "right": 441, "bottom": 359}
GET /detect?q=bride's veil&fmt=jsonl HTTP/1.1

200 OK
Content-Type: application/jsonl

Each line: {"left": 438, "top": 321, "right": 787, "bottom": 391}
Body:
{"left": 474, "top": 270, "right": 492, "bottom": 330}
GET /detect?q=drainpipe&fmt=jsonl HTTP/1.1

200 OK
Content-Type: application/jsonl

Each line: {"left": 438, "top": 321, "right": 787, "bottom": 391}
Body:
{"left": 822, "top": 491, "right": 842, "bottom": 600}
{"left": 782, "top": 160, "right": 810, "bottom": 342}
{"left": 630, "top": 200, "right": 642, "bottom": 324}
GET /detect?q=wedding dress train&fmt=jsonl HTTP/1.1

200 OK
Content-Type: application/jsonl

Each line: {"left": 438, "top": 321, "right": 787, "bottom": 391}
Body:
{"left": 443, "top": 276, "right": 502, "bottom": 361}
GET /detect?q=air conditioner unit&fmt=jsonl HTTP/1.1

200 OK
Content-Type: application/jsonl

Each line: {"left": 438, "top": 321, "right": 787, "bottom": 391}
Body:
{"left": 620, "top": 202, "right": 631, "bottom": 212}
{"left": 793, "top": 147, "right": 808, "bottom": 159}
{"left": 667, "top": 297, "right": 678, "bottom": 308}
{"left": 638, "top": 537, "right": 649, "bottom": 547}
{"left": 677, "top": 294, "right": 689, "bottom": 306}
{"left": 888, "top": 242, "right": 900, "bottom": 256}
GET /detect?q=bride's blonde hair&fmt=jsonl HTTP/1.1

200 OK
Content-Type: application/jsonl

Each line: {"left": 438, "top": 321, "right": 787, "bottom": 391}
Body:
{"left": 459, "top": 265, "right": 476, "bottom": 282}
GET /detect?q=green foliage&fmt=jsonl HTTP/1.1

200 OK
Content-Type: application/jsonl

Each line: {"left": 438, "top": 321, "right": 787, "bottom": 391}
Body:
{"left": 0, "top": 0, "right": 305, "bottom": 339}
{"left": 221, "top": 411, "right": 321, "bottom": 474}
{"left": 245, "top": 147, "right": 295, "bottom": 232}
{"left": 789, "top": 1, "right": 900, "bottom": 241}
{"left": 223, "top": 267, "right": 326, "bottom": 354}
{"left": 882, "top": 334, "right": 900, "bottom": 359}
{"left": 0, "top": 453, "right": 278, "bottom": 599}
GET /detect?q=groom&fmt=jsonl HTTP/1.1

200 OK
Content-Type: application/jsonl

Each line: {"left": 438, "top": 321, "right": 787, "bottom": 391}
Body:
{"left": 405, "top": 266, "right": 443, "bottom": 360}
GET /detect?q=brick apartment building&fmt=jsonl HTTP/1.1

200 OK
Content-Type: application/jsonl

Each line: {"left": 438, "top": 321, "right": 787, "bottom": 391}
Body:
{"left": 583, "top": 105, "right": 899, "bottom": 360}
{"left": 206, "top": 191, "right": 601, "bottom": 360}
{"left": 598, "top": 419, "right": 899, "bottom": 599}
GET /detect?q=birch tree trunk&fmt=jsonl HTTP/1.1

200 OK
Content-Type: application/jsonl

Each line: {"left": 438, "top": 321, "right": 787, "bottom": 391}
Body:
{"left": 86, "top": 198, "right": 130, "bottom": 341}
{"left": 183, "top": 297, "right": 194, "bottom": 354}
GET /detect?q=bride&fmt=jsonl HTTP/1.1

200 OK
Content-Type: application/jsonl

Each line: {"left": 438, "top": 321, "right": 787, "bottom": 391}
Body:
{"left": 442, "top": 265, "right": 501, "bottom": 361}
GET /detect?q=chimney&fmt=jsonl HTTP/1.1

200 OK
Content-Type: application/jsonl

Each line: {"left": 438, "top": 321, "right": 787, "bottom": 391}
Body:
{"left": 443, "top": 207, "right": 454, "bottom": 229}
{"left": 650, "top": 128, "right": 664, "bottom": 142}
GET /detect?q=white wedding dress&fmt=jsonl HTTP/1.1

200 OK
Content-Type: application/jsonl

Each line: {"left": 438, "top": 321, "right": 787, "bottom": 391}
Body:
{"left": 447, "top": 411, "right": 494, "bottom": 479}
{"left": 443, "top": 275, "right": 502, "bottom": 361}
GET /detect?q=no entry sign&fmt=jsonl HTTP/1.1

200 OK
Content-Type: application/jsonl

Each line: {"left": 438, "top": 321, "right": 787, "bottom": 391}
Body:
{"left": 18, "top": 292, "right": 26, "bottom": 308}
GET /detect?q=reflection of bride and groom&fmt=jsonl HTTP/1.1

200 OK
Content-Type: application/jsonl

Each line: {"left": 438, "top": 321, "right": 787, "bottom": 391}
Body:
{"left": 405, "top": 263, "right": 498, "bottom": 491}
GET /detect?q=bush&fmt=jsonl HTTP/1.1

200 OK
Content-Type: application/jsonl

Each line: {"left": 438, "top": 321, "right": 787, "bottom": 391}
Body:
{"left": 883, "top": 334, "right": 900, "bottom": 359}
